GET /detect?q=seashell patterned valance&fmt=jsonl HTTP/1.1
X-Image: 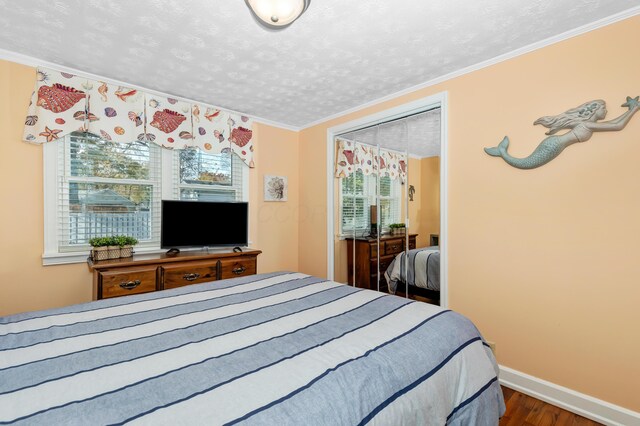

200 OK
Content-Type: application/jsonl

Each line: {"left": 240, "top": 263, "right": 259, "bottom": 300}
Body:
{"left": 335, "top": 137, "right": 407, "bottom": 181}
{"left": 22, "top": 67, "right": 255, "bottom": 167}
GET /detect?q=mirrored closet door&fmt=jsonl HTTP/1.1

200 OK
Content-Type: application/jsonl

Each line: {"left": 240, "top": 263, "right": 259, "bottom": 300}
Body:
{"left": 332, "top": 107, "right": 442, "bottom": 305}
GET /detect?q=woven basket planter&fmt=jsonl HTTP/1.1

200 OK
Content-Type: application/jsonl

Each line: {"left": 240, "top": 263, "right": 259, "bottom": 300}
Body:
{"left": 120, "top": 245, "right": 134, "bottom": 258}
{"left": 92, "top": 247, "right": 109, "bottom": 261}
{"left": 107, "top": 246, "right": 121, "bottom": 259}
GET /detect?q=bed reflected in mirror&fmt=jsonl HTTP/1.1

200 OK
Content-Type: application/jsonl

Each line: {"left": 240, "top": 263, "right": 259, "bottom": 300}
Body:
{"left": 389, "top": 146, "right": 440, "bottom": 304}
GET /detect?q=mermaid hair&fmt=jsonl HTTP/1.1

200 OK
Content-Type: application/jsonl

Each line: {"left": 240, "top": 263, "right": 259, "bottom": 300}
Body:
{"left": 534, "top": 100, "right": 605, "bottom": 135}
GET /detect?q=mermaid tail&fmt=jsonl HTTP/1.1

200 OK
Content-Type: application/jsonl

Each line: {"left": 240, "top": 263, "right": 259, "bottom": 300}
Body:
{"left": 484, "top": 136, "right": 509, "bottom": 157}
{"left": 484, "top": 136, "right": 568, "bottom": 170}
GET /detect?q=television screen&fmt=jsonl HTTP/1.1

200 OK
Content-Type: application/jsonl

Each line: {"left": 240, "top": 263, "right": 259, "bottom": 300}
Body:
{"left": 161, "top": 200, "right": 248, "bottom": 249}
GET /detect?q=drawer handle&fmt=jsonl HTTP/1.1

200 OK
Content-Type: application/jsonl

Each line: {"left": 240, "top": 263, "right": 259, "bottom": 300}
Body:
{"left": 232, "top": 265, "right": 246, "bottom": 275}
{"left": 119, "top": 280, "right": 141, "bottom": 290}
{"left": 183, "top": 273, "right": 201, "bottom": 281}
{"left": 390, "top": 245, "right": 399, "bottom": 251}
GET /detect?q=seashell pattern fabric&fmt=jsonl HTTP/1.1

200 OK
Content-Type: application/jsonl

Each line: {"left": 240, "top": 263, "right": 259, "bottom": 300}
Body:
{"left": 23, "top": 70, "right": 88, "bottom": 143}
{"left": 86, "top": 81, "right": 144, "bottom": 143}
{"left": 191, "top": 103, "right": 254, "bottom": 167}
{"left": 22, "top": 67, "right": 255, "bottom": 168}
{"left": 229, "top": 118, "right": 254, "bottom": 167}
{"left": 334, "top": 137, "right": 406, "bottom": 181}
{"left": 37, "top": 84, "right": 85, "bottom": 113}
{"left": 145, "top": 96, "right": 192, "bottom": 146}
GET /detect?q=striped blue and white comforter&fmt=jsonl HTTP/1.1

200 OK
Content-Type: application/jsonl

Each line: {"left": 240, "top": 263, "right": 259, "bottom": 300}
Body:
{"left": 385, "top": 247, "right": 440, "bottom": 294}
{"left": 0, "top": 272, "right": 504, "bottom": 425}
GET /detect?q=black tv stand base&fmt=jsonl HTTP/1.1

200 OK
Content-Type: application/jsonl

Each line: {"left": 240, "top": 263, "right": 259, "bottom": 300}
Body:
{"left": 166, "top": 248, "right": 181, "bottom": 256}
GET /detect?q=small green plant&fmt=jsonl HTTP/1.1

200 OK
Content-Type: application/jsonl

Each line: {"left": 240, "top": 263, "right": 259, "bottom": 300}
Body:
{"left": 89, "top": 237, "right": 111, "bottom": 247}
{"left": 120, "top": 235, "right": 138, "bottom": 246}
{"left": 388, "top": 223, "right": 406, "bottom": 229}
{"left": 89, "top": 235, "right": 138, "bottom": 247}
{"left": 113, "top": 235, "right": 127, "bottom": 247}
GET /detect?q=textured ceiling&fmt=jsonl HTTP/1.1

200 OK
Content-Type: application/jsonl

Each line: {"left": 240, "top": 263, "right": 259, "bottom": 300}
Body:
{"left": 0, "top": 0, "right": 637, "bottom": 129}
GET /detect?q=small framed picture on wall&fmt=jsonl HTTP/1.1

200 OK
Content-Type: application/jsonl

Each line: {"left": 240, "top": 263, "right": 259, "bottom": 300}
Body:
{"left": 264, "top": 175, "right": 288, "bottom": 202}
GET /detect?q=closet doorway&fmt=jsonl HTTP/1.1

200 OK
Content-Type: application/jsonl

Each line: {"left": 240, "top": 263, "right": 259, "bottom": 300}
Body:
{"left": 326, "top": 93, "right": 448, "bottom": 307}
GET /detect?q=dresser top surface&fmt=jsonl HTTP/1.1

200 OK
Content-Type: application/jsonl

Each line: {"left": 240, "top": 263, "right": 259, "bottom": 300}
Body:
{"left": 88, "top": 249, "right": 262, "bottom": 271}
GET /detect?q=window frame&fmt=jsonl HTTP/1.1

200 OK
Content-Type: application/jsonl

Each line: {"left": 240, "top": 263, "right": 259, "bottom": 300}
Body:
{"left": 62, "top": 135, "right": 162, "bottom": 253}
{"left": 43, "top": 138, "right": 248, "bottom": 265}
{"left": 338, "top": 170, "right": 401, "bottom": 238}
{"left": 173, "top": 149, "right": 246, "bottom": 202}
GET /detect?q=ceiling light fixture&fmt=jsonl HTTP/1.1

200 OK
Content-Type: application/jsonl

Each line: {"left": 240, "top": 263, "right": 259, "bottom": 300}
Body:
{"left": 245, "top": 0, "right": 311, "bottom": 30}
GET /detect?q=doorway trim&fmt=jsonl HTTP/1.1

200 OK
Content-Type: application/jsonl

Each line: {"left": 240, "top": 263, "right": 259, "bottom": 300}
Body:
{"left": 325, "top": 91, "right": 449, "bottom": 307}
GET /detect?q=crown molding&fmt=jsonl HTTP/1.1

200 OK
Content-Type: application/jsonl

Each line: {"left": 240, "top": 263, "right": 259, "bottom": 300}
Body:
{"left": 0, "top": 47, "right": 300, "bottom": 132}
{"left": 300, "top": 6, "right": 640, "bottom": 130}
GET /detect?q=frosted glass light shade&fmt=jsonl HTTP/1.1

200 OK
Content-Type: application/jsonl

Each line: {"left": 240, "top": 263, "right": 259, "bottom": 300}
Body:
{"left": 245, "top": 0, "right": 310, "bottom": 29}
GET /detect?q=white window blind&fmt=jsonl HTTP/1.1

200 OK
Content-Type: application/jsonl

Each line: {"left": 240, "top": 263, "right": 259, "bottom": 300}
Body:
{"left": 173, "top": 149, "right": 244, "bottom": 201}
{"left": 340, "top": 170, "right": 401, "bottom": 236}
{"left": 378, "top": 175, "right": 400, "bottom": 229}
{"left": 57, "top": 134, "right": 162, "bottom": 252}
{"left": 341, "top": 170, "right": 369, "bottom": 235}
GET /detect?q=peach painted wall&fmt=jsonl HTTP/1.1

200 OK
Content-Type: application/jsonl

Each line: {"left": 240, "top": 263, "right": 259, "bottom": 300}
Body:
{"left": 0, "top": 60, "right": 300, "bottom": 316}
{"left": 251, "top": 123, "right": 300, "bottom": 274}
{"left": 298, "top": 16, "right": 640, "bottom": 411}
{"left": 420, "top": 156, "right": 440, "bottom": 246}
{"left": 298, "top": 125, "right": 328, "bottom": 278}
{"left": 0, "top": 60, "right": 93, "bottom": 316}
{"left": 406, "top": 157, "right": 420, "bottom": 243}
{"left": 407, "top": 156, "right": 440, "bottom": 248}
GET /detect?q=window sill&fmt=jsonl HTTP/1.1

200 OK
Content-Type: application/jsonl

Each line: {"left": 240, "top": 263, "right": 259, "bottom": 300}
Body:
{"left": 42, "top": 247, "right": 164, "bottom": 266}
{"left": 41, "top": 243, "right": 255, "bottom": 266}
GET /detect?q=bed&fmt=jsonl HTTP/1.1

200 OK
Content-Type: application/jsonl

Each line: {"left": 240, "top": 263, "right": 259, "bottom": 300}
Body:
{"left": 385, "top": 246, "right": 441, "bottom": 301}
{"left": 0, "top": 271, "right": 504, "bottom": 425}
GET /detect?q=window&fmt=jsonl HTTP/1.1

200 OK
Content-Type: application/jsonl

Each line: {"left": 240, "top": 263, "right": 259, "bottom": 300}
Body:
{"left": 340, "top": 170, "right": 401, "bottom": 236}
{"left": 175, "top": 148, "right": 244, "bottom": 202}
{"left": 58, "top": 134, "right": 161, "bottom": 252}
{"left": 43, "top": 134, "right": 246, "bottom": 264}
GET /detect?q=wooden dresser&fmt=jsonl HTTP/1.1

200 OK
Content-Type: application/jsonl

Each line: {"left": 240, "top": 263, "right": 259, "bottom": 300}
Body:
{"left": 87, "top": 249, "right": 261, "bottom": 300}
{"left": 346, "top": 234, "right": 416, "bottom": 291}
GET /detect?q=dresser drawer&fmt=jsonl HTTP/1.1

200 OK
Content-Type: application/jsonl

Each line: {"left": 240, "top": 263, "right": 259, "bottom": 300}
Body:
{"left": 379, "top": 255, "right": 395, "bottom": 273}
{"left": 384, "top": 239, "right": 404, "bottom": 255}
{"left": 370, "top": 255, "right": 395, "bottom": 276}
{"left": 162, "top": 261, "right": 219, "bottom": 290}
{"left": 370, "top": 242, "right": 378, "bottom": 258}
{"left": 99, "top": 266, "right": 158, "bottom": 299}
{"left": 220, "top": 257, "right": 257, "bottom": 279}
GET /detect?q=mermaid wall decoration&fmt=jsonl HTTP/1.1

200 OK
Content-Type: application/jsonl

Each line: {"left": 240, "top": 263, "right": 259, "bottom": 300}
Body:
{"left": 484, "top": 96, "right": 639, "bottom": 169}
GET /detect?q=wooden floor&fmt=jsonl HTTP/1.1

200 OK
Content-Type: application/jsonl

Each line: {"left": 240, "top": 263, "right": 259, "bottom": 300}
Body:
{"left": 500, "top": 386, "right": 603, "bottom": 426}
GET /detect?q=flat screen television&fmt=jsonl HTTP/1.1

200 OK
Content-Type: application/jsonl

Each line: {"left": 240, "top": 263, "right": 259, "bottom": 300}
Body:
{"left": 161, "top": 200, "right": 248, "bottom": 249}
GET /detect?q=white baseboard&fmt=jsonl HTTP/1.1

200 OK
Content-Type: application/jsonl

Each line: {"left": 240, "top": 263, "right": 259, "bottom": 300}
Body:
{"left": 499, "top": 366, "right": 640, "bottom": 426}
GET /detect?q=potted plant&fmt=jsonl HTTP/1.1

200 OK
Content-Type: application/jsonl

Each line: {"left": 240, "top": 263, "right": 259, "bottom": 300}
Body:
{"left": 117, "top": 235, "right": 138, "bottom": 258}
{"left": 89, "top": 237, "right": 110, "bottom": 261}
{"left": 106, "top": 236, "right": 121, "bottom": 259}
{"left": 389, "top": 223, "right": 406, "bottom": 236}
